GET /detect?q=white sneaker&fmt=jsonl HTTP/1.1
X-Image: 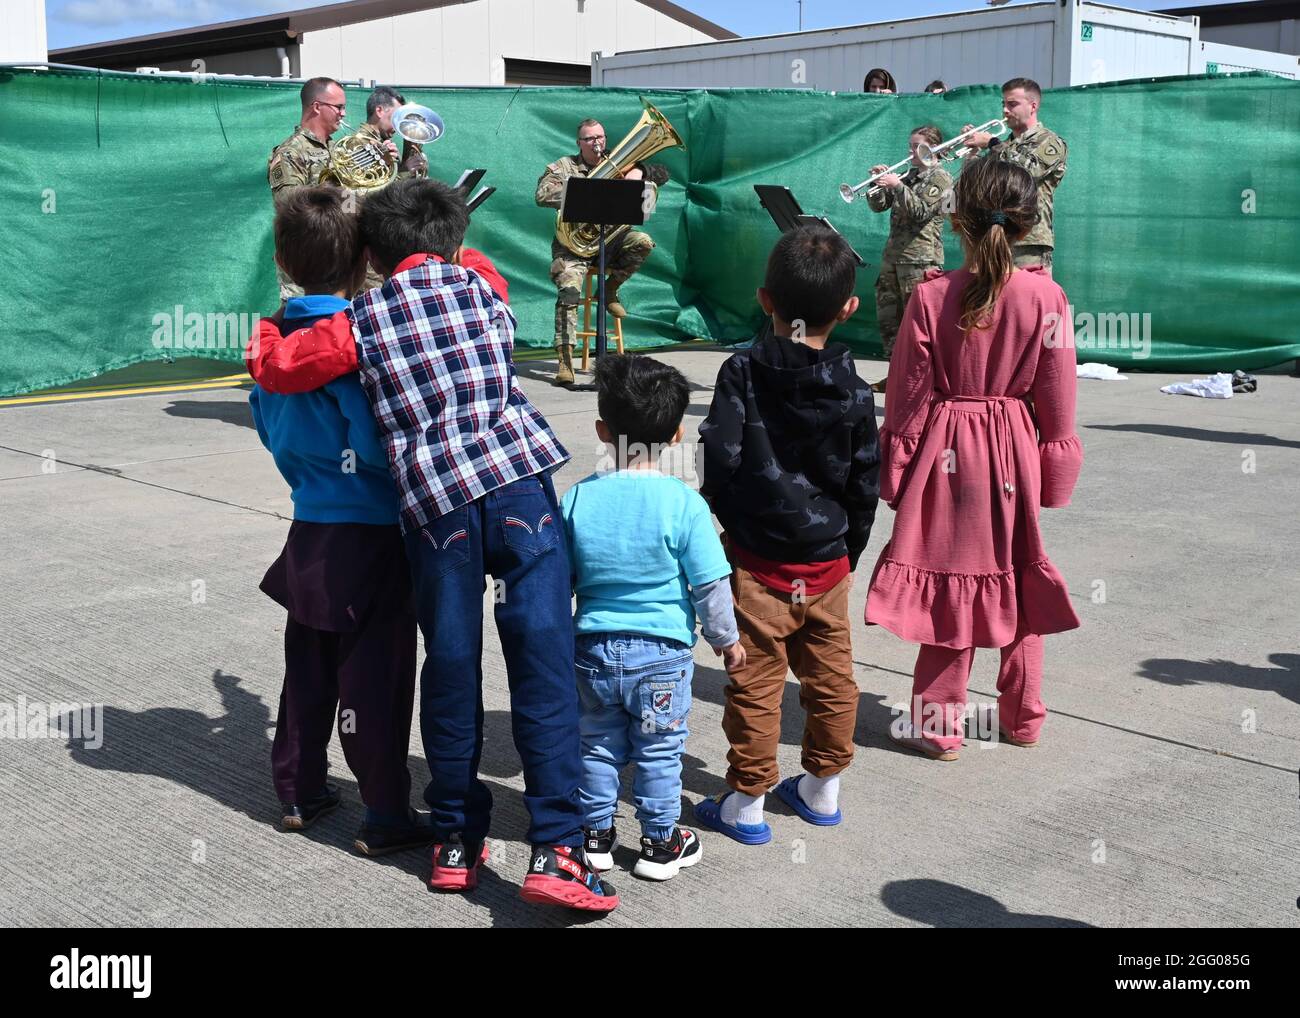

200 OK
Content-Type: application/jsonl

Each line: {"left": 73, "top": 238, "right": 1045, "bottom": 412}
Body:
{"left": 632, "top": 827, "right": 702, "bottom": 881}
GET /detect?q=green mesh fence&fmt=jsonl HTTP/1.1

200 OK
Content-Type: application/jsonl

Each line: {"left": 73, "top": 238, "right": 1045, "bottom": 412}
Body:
{"left": 1, "top": 67, "right": 1297, "bottom": 397}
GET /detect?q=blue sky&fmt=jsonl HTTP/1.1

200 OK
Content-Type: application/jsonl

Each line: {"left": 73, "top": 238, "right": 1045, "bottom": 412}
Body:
{"left": 46, "top": 0, "right": 1234, "bottom": 51}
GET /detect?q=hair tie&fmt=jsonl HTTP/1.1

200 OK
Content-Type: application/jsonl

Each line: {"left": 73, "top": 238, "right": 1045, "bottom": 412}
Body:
{"left": 988, "top": 211, "right": 1008, "bottom": 226}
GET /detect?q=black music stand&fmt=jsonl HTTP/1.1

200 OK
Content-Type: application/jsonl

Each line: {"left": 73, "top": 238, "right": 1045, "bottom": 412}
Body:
{"left": 454, "top": 168, "right": 487, "bottom": 195}
{"left": 561, "top": 177, "right": 646, "bottom": 379}
{"left": 466, "top": 186, "right": 495, "bottom": 215}
{"left": 751, "top": 185, "right": 864, "bottom": 345}
{"left": 753, "top": 185, "right": 865, "bottom": 266}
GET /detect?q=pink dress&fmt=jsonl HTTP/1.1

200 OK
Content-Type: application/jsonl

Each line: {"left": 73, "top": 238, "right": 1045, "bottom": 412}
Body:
{"left": 865, "top": 266, "right": 1083, "bottom": 649}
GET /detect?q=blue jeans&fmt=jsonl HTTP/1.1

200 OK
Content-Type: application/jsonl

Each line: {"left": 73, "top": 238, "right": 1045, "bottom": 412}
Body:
{"left": 574, "top": 633, "right": 692, "bottom": 841}
{"left": 403, "top": 473, "right": 583, "bottom": 848}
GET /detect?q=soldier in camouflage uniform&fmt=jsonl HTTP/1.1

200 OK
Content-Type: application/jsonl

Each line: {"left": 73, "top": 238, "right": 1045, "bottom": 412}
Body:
{"left": 346, "top": 86, "right": 431, "bottom": 293}
{"left": 866, "top": 124, "right": 953, "bottom": 389}
{"left": 961, "top": 77, "right": 1067, "bottom": 272}
{"left": 535, "top": 118, "right": 655, "bottom": 386}
{"left": 267, "top": 78, "right": 347, "bottom": 300}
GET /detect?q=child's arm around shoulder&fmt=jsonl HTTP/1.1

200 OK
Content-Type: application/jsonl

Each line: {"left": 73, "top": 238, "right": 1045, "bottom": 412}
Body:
{"left": 246, "top": 308, "right": 360, "bottom": 395}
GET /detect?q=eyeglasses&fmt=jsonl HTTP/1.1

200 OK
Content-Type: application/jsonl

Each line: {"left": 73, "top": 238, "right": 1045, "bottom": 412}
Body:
{"left": 579, "top": 135, "right": 606, "bottom": 143}
{"left": 317, "top": 101, "right": 347, "bottom": 114}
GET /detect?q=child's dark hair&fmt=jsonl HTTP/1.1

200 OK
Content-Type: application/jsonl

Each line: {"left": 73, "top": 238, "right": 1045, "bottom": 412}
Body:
{"left": 763, "top": 225, "right": 858, "bottom": 330}
{"left": 594, "top": 354, "right": 690, "bottom": 451}
{"left": 359, "top": 178, "right": 468, "bottom": 273}
{"left": 951, "top": 157, "right": 1038, "bottom": 332}
{"left": 273, "top": 186, "right": 366, "bottom": 295}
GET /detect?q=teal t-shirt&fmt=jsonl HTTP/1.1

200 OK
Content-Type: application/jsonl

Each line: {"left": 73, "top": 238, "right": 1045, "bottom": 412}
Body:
{"left": 560, "top": 470, "right": 731, "bottom": 647}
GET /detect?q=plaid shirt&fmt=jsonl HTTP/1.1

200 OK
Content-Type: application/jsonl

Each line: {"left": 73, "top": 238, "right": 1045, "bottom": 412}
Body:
{"left": 246, "top": 252, "right": 568, "bottom": 533}
{"left": 354, "top": 253, "right": 569, "bottom": 531}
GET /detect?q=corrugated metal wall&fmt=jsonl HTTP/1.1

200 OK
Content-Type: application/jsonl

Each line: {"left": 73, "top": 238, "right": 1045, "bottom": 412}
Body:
{"left": 1080, "top": 22, "right": 1192, "bottom": 82}
{"left": 1201, "top": 40, "right": 1299, "bottom": 78}
{"left": 597, "top": 20, "right": 1058, "bottom": 91}
{"left": 592, "top": 1, "right": 1300, "bottom": 90}
{"left": 2, "top": 0, "right": 47, "bottom": 63}
{"left": 595, "top": 5, "right": 1062, "bottom": 91}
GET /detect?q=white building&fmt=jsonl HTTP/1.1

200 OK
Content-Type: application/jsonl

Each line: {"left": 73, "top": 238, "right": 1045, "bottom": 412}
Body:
{"left": 2, "top": 0, "right": 48, "bottom": 64}
{"left": 48, "top": 0, "right": 734, "bottom": 86}
{"left": 1161, "top": 1, "right": 1300, "bottom": 59}
{"left": 591, "top": 0, "right": 1299, "bottom": 90}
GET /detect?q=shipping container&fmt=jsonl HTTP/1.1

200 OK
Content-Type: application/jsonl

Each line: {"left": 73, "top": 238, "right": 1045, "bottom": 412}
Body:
{"left": 591, "top": 0, "right": 1300, "bottom": 89}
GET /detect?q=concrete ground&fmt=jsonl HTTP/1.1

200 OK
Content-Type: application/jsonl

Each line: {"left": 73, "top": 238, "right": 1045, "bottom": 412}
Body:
{"left": 1, "top": 348, "right": 1297, "bottom": 928}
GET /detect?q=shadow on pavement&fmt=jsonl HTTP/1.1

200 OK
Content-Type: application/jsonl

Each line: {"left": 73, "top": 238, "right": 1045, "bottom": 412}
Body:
{"left": 1136, "top": 652, "right": 1299, "bottom": 707}
{"left": 881, "top": 878, "right": 1095, "bottom": 927}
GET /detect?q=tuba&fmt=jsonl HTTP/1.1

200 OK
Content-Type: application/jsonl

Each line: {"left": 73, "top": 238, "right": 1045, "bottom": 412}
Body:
{"left": 321, "top": 103, "right": 445, "bottom": 194}
{"left": 555, "top": 100, "right": 683, "bottom": 259}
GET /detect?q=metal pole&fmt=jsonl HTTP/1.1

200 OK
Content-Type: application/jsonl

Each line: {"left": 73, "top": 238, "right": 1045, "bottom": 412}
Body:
{"left": 596, "top": 226, "right": 608, "bottom": 360}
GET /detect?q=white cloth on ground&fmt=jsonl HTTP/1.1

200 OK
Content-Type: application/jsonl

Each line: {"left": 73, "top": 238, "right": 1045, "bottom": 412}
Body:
{"left": 1160, "top": 373, "right": 1234, "bottom": 399}
{"left": 1077, "top": 362, "right": 1128, "bottom": 381}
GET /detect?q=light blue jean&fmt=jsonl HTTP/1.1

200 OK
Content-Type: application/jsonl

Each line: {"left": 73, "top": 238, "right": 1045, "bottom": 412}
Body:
{"left": 574, "top": 632, "right": 693, "bottom": 841}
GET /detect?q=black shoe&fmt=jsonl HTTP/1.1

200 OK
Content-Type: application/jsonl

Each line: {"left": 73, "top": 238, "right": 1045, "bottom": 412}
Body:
{"left": 583, "top": 824, "right": 618, "bottom": 872}
{"left": 632, "top": 826, "right": 702, "bottom": 882}
{"left": 1231, "top": 370, "right": 1258, "bottom": 394}
{"left": 279, "top": 784, "right": 341, "bottom": 831}
{"left": 353, "top": 810, "right": 435, "bottom": 857}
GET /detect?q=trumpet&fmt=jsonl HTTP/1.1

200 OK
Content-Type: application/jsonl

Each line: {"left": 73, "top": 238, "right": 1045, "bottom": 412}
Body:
{"left": 915, "top": 119, "right": 1008, "bottom": 165}
{"left": 838, "top": 156, "right": 914, "bottom": 204}
{"left": 837, "top": 118, "right": 1009, "bottom": 204}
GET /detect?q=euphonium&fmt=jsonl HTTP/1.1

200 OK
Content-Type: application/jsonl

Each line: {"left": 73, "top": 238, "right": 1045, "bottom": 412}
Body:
{"left": 555, "top": 100, "right": 684, "bottom": 259}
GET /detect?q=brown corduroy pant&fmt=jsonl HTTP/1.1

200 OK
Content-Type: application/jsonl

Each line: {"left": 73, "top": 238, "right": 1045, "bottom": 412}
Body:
{"left": 721, "top": 565, "right": 859, "bottom": 796}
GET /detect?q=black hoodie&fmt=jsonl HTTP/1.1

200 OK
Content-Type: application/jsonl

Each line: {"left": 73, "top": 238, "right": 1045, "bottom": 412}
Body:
{"left": 699, "top": 333, "right": 881, "bottom": 569}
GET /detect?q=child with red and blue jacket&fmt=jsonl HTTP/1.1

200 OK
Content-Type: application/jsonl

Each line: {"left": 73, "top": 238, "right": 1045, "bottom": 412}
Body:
{"left": 246, "top": 178, "right": 617, "bottom": 913}
{"left": 250, "top": 187, "right": 425, "bottom": 857}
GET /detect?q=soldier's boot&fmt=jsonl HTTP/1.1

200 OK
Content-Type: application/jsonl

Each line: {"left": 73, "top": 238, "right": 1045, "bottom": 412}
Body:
{"left": 553, "top": 288, "right": 581, "bottom": 385}
{"left": 604, "top": 280, "right": 628, "bottom": 319}
{"left": 553, "top": 340, "right": 575, "bottom": 387}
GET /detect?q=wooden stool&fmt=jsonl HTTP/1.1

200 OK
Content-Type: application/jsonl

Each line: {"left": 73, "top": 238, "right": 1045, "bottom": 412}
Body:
{"left": 577, "top": 267, "right": 625, "bottom": 372}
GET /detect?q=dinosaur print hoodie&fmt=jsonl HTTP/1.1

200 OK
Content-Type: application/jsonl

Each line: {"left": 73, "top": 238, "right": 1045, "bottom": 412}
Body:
{"left": 699, "top": 332, "right": 881, "bottom": 569}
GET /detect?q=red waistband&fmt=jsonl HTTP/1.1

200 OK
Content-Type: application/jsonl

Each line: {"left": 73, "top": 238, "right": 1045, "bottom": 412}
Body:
{"left": 730, "top": 543, "right": 849, "bottom": 596}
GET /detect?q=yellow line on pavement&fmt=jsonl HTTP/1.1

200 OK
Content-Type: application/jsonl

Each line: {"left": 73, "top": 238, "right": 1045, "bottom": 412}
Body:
{"left": 0, "top": 375, "right": 250, "bottom": 407}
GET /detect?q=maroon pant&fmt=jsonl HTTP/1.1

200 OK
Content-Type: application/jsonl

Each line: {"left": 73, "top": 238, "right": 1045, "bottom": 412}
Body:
{"left": 264, "top": 521, "right": 417, "bottom": 814}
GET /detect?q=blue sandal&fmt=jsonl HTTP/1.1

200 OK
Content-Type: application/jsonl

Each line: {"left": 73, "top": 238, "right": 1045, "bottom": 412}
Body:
{"left": 774, "top": 775, "right": 842, "bottom": 827}
{"left": 693, "top": 793, "right": 772, "bottom": 845}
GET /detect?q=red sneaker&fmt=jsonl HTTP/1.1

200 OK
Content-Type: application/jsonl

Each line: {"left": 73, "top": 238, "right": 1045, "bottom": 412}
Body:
{"left": 519, "top": 844, "right": 620, "bottom": 912}
{"left": 428, "top": 834, "right": 489, "bottom": 892}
